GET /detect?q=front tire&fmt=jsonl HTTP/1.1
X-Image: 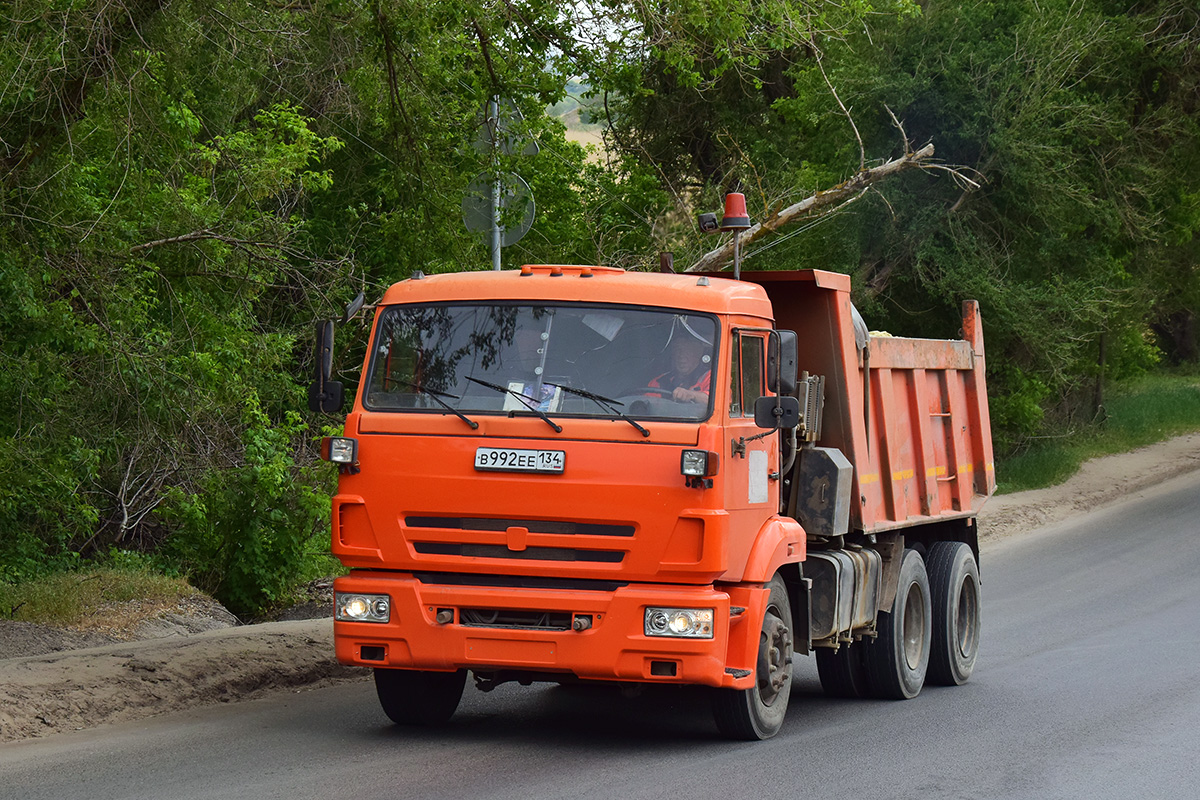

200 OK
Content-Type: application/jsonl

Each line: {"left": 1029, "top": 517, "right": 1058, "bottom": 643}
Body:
{"left": 712, "top": 574, "right": 794, "bottom": 740}
{"left": 926, "top": 541, "right": 981, "bottom": 686}
{"left": 374, "top": 667, "right": 466, "bottom": 726}
{"left": 863, "top": 548, "right": 931, "bottom": 699}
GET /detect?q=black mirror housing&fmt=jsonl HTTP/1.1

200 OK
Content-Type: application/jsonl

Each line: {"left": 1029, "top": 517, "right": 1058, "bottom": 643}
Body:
{"left": 755, "top": 395, "right": 800, "bottom": 430}
{"left": 343, "top": 292, "right": 365, "bottom": 323}
{"left": 308, "top": 380, "right": 345, "bottom": 413}
{"left": 768, "top": 330, "right": 798, "bottom": 397}
{"left": 309, "top": 319, "right": 345, "bottom": 413}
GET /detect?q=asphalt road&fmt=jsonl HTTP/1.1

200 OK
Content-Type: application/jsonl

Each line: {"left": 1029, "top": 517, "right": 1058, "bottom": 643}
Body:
{"left": 4, "top": 470, "right": 1200, "bottom": 800}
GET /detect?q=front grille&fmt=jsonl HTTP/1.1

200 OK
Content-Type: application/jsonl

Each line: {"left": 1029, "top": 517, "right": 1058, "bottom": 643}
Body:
{"left": 413, "top": 572, "right": 627, "bottom": 592}
{"left": 413, "top": 542, "right": 624, "bottom": 563}
{"left": 460, "top": 608, "right": 572, "bottom": 631}
{"left": 406, "top": 516, "right": 634, "bottom": 537}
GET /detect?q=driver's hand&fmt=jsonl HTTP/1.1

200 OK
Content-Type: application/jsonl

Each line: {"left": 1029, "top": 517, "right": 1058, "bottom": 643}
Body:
{"left": 672, "top": 387, "right": 706, "bottom": 403}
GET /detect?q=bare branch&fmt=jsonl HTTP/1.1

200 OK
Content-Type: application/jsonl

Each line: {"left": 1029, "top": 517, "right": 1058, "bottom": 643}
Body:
{"left": 129, "top": 229, "right": 313, "bottom": 264}
{"left": 129, "top": 229, "right": 216, "bottom": 253}
{"left": 884, "top": 105, "right": 910, "bottom": 155}
{"left": 818, "top": 52, "right": 865, "bottom": 170}
{"left": 687, "top": 143, "right": 938, "bottom": 273}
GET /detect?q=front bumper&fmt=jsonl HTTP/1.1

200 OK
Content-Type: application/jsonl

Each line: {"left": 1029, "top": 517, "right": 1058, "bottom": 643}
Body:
{"left": 333, "top": 572, "right": 765, "bottom": 689}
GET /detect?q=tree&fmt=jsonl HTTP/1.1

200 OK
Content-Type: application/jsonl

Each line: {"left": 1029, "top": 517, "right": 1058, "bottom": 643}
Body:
{"left": 0, "top": 0, "right": 656, "bottom": 603}
{"left": 2, "top": 0, "right": 1197, "bottom": 595}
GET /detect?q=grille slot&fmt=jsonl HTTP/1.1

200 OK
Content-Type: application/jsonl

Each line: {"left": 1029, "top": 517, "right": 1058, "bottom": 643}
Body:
{"left": 460, "top": 608, "right": 572, "bottom": 631}
{"left": 413, "top": 542, "right": 623, "bottom": 563}
{"left": 406, "top": 516, "right": 634, "bottom": 537}
{"left": 413, "top": 572, "right": 627, "bottom": 592}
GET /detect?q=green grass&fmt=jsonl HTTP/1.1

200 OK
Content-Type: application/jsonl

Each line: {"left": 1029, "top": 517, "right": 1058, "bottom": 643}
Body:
{"left": 0, "top": 567, "right": 199, "bottom": 626}
{"left": 1, "top": 545, "right": 346, "bottom": 625}
{"left": 996, "top": 373, "right": 1200, "bottom": 494}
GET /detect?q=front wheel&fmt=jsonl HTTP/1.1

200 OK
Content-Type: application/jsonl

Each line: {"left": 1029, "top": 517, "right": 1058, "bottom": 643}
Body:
{"left": 374, "top": 667, "right": 466, "bottom": 726}
{"left": 712, "top": 574, "right": 793, "bottom": 740}
{"left": 926, "top": 541, "right": 981, "bottom": 686}
{"left": 863, "top": 548, "right": 931, "bottom": 700}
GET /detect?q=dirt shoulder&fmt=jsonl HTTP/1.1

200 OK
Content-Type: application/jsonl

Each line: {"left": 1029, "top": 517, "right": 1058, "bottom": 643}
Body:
{"left": 3, "top": 432, "right": 1198, "bottom": 743}
{"left": 0, "top": 619, "right": 361, "bottom": 742}
{"left": 977, "top": 432, "right": 1200, "bottom": 542}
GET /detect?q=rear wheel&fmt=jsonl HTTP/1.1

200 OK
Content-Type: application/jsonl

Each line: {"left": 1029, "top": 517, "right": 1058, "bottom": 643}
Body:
{"left": 712, "top": 574, "right": 793, "bottom": 740}
{"left": 863, "top": 548, "right": 931, "bottom": 699}
{"left": 816, "top": 643, "right": 870, "bottom": 698}
{"left": 926, "top": 541, "right": 981, "bottom": 686}
{"left": 374, "top": 667, "right": 466, "bottom": 726}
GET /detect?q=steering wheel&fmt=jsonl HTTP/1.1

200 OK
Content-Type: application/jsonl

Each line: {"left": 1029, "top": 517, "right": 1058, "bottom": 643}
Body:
{"left": 630, "top": 387, "right": 674, "bottom": 398}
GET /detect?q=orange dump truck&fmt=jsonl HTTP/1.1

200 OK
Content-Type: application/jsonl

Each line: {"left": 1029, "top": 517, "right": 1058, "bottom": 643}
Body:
{"left": 312, "top": 265, "right": 994, "bottom": 739}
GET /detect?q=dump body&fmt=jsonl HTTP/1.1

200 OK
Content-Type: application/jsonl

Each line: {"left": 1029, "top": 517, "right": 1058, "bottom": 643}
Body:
{"left": 325, "top": 265, "right": 994, "bottom": 738}
{"left": 733, "top": 269, "right": 996, "bottom": 534}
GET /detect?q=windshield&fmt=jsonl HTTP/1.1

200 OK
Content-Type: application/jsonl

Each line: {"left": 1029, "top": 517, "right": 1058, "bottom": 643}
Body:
{"left": 364, "top": 303, "right": 718, "bottom": 422}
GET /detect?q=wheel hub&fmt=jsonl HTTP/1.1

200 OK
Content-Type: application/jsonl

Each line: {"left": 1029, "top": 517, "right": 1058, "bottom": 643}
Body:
{"left": 903, "top": 582, "right": 926, "bottom": 670}
{"left": 757, "top": 610, "right": 793, "bottom": 705}
{"left": 956, "top": 574, "right": 979, "bottom": 658}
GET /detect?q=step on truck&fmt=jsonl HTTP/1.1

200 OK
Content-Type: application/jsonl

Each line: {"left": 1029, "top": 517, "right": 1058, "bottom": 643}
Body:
{"left": 312, "top": 264, "right": 995, "bottom": 740}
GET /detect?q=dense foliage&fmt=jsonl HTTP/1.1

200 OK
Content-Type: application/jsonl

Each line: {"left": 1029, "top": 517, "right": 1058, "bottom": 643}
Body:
{"left": 2, "top": 0, "right": 1196, "bottom": 611}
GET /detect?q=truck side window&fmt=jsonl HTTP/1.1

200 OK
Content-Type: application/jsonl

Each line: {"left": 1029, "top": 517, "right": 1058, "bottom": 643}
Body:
{"left": 729, "top": 332, "right": 765, "bottom": 417}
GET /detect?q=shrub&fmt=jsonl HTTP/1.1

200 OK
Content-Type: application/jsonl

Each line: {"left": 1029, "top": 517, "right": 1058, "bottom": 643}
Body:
{"left": 162, "top": 397, "right": 329, "bottom": 617}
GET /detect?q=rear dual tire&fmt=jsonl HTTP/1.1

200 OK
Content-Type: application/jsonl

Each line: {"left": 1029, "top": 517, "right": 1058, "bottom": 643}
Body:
{"left": 816, "top": 642, "right": 870, "bottom": 698}
{"left": 926, "top": 541, "right": 981, "bottom": 686}
{"left": 863, "top": 547, "right": 932, "bottom": 700}
{"left": 818, "top": 543, "right": 981, "bottom": 700}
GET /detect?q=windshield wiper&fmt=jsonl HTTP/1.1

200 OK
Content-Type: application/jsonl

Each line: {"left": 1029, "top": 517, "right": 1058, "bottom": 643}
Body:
{"left": 546, "top": 383, "right": 650, "bottom": 438}
{"left": 464, "top": 376, "right": 562, "bottom": 433}
{"left": 400, "top": 381, "right": 478, "bottom": 430}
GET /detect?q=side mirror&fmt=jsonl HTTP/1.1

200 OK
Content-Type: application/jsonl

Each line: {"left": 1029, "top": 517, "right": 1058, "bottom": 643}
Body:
{"left": 768, "top": 330, "right": 798, "bottom": 397}
{"left": 754, "top": 395, "right": 800, "bottom": 430}
{"left": 308, "top": 319, "right": 345, "bottom": 413}
{"left": 343, "top": 292, "right": 365, "bottom": 324}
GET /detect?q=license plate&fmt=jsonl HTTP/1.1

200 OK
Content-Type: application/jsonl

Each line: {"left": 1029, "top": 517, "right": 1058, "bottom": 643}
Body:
{"left": 474, "top": 447, "right": 565, "bottom": 474}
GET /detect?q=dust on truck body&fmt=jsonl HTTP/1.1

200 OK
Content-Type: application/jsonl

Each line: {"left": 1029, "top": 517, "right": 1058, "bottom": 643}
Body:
{"left": 317, "top": 265, "right": 995, "bottom": 740}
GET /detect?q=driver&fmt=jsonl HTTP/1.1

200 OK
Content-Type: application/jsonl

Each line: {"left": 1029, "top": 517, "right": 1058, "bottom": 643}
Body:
{"left": 648, "top": 332, "right": 711, "bottom": 404}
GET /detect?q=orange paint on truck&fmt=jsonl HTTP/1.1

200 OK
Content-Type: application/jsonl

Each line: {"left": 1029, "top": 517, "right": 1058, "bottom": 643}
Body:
{"left": 320, "top": 265, "right": 994, "bottom": 739}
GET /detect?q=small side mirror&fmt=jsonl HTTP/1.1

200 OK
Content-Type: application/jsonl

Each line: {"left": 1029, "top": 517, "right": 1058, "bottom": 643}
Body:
{"left": 768, "top": 330, "right": 798, "bottom": 396}
{"left": 308, "top": 380, "right": 344, "bottom": 413}
{"left": 755, "top": 395, "right": 800, "bottom": 430}
{"left": 308, "top": 319, "right": 345, "bottom": 413}
{"left": 343, "top": 292, "right": 365, "bottom": 323}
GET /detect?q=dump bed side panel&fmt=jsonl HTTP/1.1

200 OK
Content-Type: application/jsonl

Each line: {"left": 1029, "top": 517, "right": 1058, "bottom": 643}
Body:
{"left": 728, "top": 270, "right": 995, "bottom": 534}
{"left": 865, "top": 322, "right": 995, "bottom": 529}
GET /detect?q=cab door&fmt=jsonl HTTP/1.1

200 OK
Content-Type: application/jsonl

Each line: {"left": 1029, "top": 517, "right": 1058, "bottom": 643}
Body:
{"left": 723, "top": 328, "right": 778, "bottom": 578}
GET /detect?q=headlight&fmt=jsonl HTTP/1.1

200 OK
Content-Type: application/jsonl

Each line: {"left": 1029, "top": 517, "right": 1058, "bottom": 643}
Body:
{"left": 644, "top": 607, "right": 714, "bottom": 639}
{"left": 680, "top": 449, "right": 718, "bottom": 477}
{"left": 322, "top": 437, "right": 358, "bottom": 464}
{"left": 336, "top": 592, "right": 390, "bottom": 623}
